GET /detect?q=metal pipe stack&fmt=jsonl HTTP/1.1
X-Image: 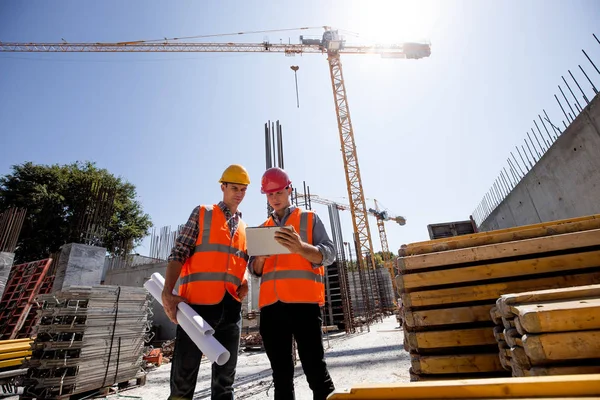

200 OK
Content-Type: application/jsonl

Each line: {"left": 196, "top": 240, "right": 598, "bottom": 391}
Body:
{"left": 21, "top": 285, "right": 150, "bottom": 399}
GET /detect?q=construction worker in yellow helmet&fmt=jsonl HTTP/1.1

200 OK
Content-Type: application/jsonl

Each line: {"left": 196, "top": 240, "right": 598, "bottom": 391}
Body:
{"left": 163, "top": 164, "right": 251, "bottom": 400}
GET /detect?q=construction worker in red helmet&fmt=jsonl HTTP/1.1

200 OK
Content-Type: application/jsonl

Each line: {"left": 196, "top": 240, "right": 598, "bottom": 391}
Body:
{"left": 250, "top": 167, "right": 336, "bottom": 400}
{"left": 163, "top": 164, "right": 251, "bottom": 400}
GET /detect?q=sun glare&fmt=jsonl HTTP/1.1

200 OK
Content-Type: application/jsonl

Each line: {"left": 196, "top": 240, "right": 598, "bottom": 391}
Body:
{"left": 348, "top": 0, "right": 439, "bottom": 44}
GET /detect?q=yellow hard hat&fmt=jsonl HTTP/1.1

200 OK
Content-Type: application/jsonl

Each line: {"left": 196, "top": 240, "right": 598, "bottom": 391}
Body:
{"left": 219, "top": 164, "right": 251, "bottom": 185}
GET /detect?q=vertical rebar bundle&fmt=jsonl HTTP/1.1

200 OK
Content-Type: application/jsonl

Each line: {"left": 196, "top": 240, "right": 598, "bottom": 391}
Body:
{"left": 327, "top": 204, "right": 355, "bottom": 333}
{"left": 265, "top": 120, "right": 285, "bottom": 216}
{"left": 149, "top": 225, "right": 183, "bottom": 261}
{"left": 0, "top": 207, "right": 26, "bottom": 253}
{"left": 70, "top": 180, "right": 117, "bottom": 247}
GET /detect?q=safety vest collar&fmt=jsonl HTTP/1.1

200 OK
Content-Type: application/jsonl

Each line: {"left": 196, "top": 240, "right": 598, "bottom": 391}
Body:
{"left": 266, "top": 207, "right": 311, "bottom": 244}
{"left": 200, "top": 205, "right": 238, "bottom": 243}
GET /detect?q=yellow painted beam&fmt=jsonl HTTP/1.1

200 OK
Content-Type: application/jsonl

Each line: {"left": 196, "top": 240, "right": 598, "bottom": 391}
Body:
{"left": 328, "top": 374, "right": 600, "bottom": 399}
{"left": 0, "top": 338, "right": 32, "bottom": 344}
{"left": 0, "top": 341, "right": 32, "bottom": 353}
{"left": 0, "top": 358, "right": 28, "bottom": 368}
{"left": 0, "top": 350, "right": 31, "bottom": 361}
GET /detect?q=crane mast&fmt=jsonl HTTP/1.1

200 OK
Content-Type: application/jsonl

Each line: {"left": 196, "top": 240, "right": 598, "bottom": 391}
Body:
{"left": 326, "top": 50, "right": 379, "bottom": 302}
{"left": 372, "top": 199, "right": 396, "bottom": 295}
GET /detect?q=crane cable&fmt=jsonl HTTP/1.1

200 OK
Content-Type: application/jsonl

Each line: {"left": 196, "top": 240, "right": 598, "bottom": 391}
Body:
{"left": 118, "top": 26, "right": 327, "bottom": 45}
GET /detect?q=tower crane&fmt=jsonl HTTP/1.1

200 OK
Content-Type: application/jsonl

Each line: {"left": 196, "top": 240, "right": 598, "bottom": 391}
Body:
{"left": 368, "top": 198, "right": 405, "bottom": 283}
{"left": 1, "top": 27, "right": 430, "bottom": 301}
{"left": 297, "top": 193, "right": 406, "bottom": 294}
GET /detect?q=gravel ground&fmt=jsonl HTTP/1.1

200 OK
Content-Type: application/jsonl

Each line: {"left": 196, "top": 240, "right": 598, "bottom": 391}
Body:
{"left": 3, "top": 316, "right": 408, "bottom": 400}
{"left": 118, "top": 316, "right": 410, "bottom": 400}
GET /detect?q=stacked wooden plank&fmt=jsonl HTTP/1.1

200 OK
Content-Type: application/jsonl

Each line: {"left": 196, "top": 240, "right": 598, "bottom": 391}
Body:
{"left": 493, "top": 284, "right": 600, "bottom": 377}
{"left": 21, "top": 285, "right": 150, "bottom": 399}
{"left": 397, "top": 214, "right": 600, "bottom": 381}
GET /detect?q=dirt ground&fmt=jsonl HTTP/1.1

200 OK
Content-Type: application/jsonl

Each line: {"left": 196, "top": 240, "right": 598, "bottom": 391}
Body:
{"left": 118, "top": 315, "right": 409, "bottom": 399}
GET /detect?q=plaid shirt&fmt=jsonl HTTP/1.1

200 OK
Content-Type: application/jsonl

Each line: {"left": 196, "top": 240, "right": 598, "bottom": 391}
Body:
{"left": 168, "top": 201, "right": 242, "bottom": 264}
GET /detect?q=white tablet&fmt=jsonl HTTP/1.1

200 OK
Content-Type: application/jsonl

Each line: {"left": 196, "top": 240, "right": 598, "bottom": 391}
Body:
{"left": 246, "top": 226, "right": 292, "bottom": 256}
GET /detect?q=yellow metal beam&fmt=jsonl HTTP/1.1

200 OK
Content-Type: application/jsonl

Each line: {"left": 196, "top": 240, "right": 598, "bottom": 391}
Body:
{"left": 328, "top": 374, "right": 600, "bottom": 399}
{"left": 0, "top": 358, "right": 28, "bottom": 369}
{"left": 0, "top": 341, "right": 32, "bottom": 354}
{"left": 0, "top": 350, "right": 31, "bottom": 361}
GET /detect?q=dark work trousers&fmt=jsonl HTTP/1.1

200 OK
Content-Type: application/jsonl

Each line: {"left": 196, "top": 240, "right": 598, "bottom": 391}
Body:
{"left": 260, "top": 301, "right": 335, "bottom": 400}
{"left": 168, "top": 293, "right": 242, "bottom": 400}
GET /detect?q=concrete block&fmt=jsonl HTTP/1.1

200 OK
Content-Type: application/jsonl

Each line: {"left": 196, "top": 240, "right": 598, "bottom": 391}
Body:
{"left": 51, "top": 243, "right": 106, "bottom": 292}
{"left": 0, "top": 252, "right": 15, "bottom": 300}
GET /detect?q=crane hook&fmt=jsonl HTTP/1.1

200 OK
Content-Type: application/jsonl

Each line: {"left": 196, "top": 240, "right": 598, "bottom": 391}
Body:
{"left": 290, "top": 65, "right": 300, "bottom": 108}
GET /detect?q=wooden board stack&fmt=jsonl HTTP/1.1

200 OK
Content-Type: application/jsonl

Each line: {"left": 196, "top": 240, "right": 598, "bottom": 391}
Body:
{"left": 397, "top": 214, "right": 600, "bottom": 381}
{"left": 493, "top": 284, "right": 600, "bottom": 377}
{"left": 21, "top": 286, "right": 150, "bottom": 399}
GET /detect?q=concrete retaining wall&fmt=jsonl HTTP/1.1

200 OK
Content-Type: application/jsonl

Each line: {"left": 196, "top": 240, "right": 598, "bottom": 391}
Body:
{"left": 480, "top": 94, "right": 600, "bottom": 231}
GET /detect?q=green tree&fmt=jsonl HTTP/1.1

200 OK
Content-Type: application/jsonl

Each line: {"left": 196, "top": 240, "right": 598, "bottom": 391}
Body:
{"left": 0, "top": 161, "right": 152, "bottom": 263}
{"left": 375, "top": 251, "right": 395, "bottom": 266}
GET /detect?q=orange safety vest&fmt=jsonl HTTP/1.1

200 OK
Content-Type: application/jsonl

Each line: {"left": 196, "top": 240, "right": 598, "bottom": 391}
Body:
{"left": 179, "top": 204, "right": 248, "bottom": 305}
{"left": 259, "top": 208, "right": 325, "bottom": 308}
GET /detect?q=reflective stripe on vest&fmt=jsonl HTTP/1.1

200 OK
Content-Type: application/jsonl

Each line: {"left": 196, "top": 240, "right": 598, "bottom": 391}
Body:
{"left": 180, "top": 271, "right": 242, "bottom": 286}
{"left": 261, "top": 269, "right": 324, "bottom": 284}
{"left": 299, "top": 211, "right": 309, "bottom": 243}
{"left": 193, "top": 243, "right": 249, "bottom": 261}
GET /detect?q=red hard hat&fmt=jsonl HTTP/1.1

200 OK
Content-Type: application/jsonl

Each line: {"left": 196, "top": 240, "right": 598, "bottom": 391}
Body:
{"left": 261, "top": 167, "right": 292, "bottom": 194}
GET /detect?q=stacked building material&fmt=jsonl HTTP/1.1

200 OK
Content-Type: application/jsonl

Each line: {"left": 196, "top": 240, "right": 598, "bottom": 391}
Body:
{"left": 0, "top": 338, "right": 32, "bottom": 371}
{"left": 493, "top": 284, "right": 600, "bottom": 377}
{"left": 21, "top": 285, "right": 150, "bottom": 399}
{"left": 397, "top": 214, "right": 600, "bottom": 381}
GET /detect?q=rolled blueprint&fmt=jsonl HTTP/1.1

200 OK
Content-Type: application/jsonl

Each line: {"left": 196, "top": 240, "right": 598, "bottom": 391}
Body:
{"left": 149, "top": 272, "right": 214, "bottom": 335}
{"left": 143, "top": 279, "right": 230, "bottom": 365}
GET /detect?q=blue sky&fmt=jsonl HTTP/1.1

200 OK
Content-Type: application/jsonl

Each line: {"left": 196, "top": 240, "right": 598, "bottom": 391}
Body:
{"left": 1, "top": 0, "right": 599, "bottom": 256}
